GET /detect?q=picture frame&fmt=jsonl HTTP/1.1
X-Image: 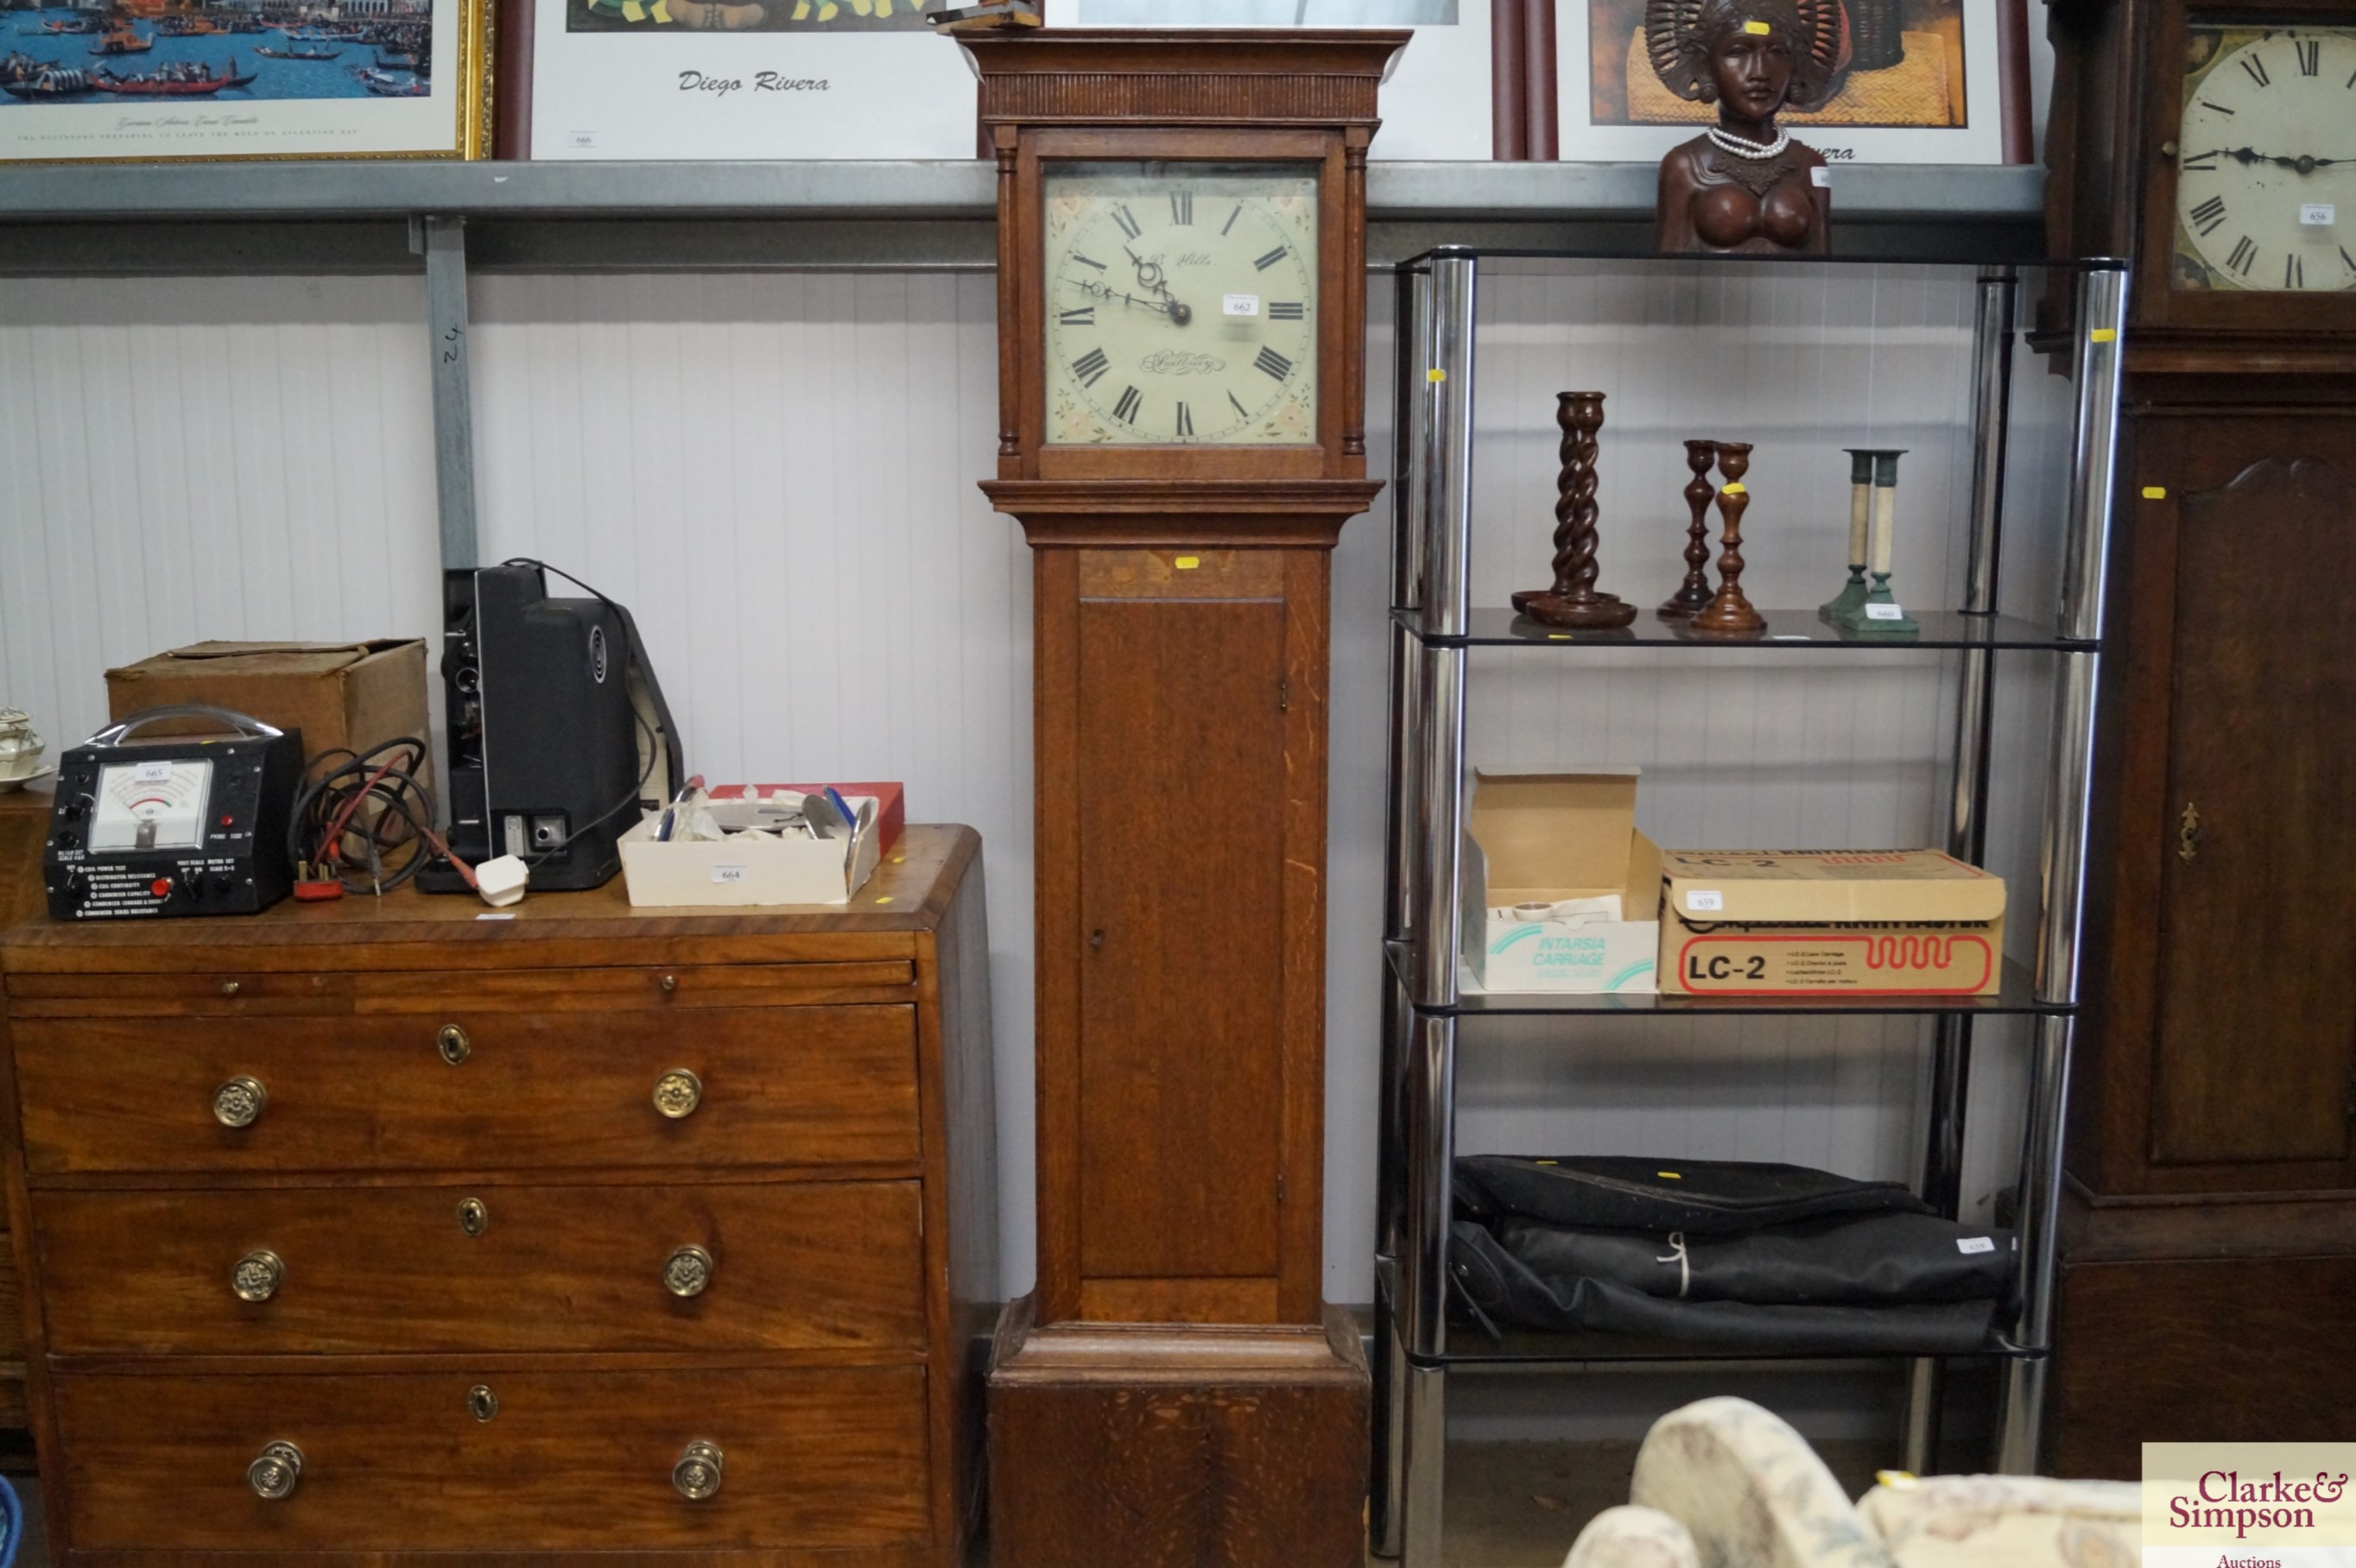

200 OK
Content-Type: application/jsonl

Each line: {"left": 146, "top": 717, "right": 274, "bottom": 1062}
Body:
{"left": 522, "top": 0, "right": 978, "bottom": 160}
{"left": 1556, "top": 0, "right": 2011, "bottom": 165}
{"left": 0, "top": 0, "right": 489, "bottom": 162}
{"left": 1053, "top": 1, "right": 1492, "bottom": 161}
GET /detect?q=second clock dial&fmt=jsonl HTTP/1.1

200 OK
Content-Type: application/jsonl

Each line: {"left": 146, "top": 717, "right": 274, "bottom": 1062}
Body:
{"left": 1044, "top": 161, "right": 1320, "bottom": 446}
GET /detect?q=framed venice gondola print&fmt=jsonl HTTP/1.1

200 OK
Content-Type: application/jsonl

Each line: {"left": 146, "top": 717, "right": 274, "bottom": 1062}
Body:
{"left": 0, "top": 0, "right": 489, "bottom": 162}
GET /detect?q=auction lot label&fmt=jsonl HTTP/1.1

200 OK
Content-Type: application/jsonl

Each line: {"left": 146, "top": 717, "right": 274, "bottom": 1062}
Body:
{"left": 2146, "top": 1445, "right": 2356, "bottom": 1567}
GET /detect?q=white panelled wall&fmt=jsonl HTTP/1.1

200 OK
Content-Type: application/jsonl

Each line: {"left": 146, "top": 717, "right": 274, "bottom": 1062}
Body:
{"left": 0, "top": 260, "right": 2073, "bottom": 1358}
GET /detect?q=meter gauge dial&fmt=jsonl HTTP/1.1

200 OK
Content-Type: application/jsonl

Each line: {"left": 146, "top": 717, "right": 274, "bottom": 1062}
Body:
{"left": 90, "top": 757, "right": 214, "bottom": 852}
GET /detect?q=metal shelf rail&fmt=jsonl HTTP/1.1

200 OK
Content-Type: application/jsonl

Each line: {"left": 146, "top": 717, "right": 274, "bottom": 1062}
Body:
{"left": 1371, "top": 246, "right": 2129, "bottom": 1565}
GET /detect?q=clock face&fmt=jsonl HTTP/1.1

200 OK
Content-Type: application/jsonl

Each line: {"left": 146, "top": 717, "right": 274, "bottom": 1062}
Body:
{"left": 1042, "top": 161, "right": 1320, "bottom": 446}
{"left": 2174, "top": 22, "right": 2356, "bottom": 293}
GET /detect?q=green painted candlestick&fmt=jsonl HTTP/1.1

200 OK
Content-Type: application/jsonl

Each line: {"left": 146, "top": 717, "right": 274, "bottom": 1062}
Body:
{"left": 1820, "top": 447, "right": 1874, "bottom": 623}
{"left": 1834, "top": 448, "right": 1919, "bottom": 638}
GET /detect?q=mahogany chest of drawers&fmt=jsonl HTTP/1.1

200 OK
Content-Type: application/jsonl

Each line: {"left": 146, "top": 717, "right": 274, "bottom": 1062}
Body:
{"left": 0, "top": 819, "right": 996, "bottom": 1566}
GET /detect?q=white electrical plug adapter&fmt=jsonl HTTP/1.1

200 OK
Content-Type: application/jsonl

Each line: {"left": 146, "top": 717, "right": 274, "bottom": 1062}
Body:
{"left": 475, "top": 855, "right": 529, "bottom": 908}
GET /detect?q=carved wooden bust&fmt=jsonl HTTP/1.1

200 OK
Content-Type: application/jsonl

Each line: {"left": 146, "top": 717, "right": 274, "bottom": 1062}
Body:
{"left": 1647, "top": 0, "right": 1840, "bottom": 256}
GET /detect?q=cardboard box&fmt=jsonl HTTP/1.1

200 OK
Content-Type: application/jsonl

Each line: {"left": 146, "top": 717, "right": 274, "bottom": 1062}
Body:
{"left": 1460, "top": 769, "right": 1662, "bottom": 995}
{"left": 618, "top": 786, "right": 895, "bottom": 907}
{"left": 1658, "top": 850, "right": 2007, "bottom": 996}
{"left": 105, "top": 641, "right": 430, "bottom": 770}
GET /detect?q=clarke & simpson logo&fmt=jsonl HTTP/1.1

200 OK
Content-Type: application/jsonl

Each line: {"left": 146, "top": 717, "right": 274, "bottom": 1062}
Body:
{"left": 2144, "top": 1445, "right": 2356, "bottom": 1567}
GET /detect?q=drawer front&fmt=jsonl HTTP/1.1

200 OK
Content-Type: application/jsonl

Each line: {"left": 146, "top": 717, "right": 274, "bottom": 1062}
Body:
{"left": 54, "top": 1365, "right": 933, "bottom": 1552}
{"left": 36, "top": 1181, "right": 925, "bottom": 1356}
{"left": 13, "top": 1006, "right": 917, "bottom": 1174}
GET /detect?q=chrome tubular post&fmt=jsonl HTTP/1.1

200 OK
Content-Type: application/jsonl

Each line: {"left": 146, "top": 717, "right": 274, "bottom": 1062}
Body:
{"left": 1907, "top": 270, "right": 2019, "bottom": 1474}
{"left": 415, "top": 213, "right": 478, "bottom": 572}
{"left": 1998, "top": 262, "right": 2127, "bottom": 1474}
{"left": 1400, "top": 1357, "right": 1448, "bottom": 1568}
{"left": 1371, "top": 1268, "right": 1409, "bottom": 1558}
{"left": 1400, "top": 1009, "right": 1457, "bottom": 1360}
{"left": 1419, "top": 250, "right": 1477, "bottom": 642}
{"left": 1385, "top": 265, "right": 1434, "bottom": 949}
{"left": 1411, "top": 250, "right": 1476, "bottom": 1007}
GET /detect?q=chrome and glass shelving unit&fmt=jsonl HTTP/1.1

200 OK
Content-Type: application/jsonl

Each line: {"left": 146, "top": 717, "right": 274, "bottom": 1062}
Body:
{"left": 1372, "top": 246, "right": 2128, "bottom": 1565}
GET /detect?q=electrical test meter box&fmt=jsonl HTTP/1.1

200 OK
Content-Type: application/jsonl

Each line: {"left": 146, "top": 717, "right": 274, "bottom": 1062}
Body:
{"left": 1658, "top": 850, "right": 2007, "bottom": 996}
{"left": 1459, "top": 769, "right": 1662, "bottom": 995}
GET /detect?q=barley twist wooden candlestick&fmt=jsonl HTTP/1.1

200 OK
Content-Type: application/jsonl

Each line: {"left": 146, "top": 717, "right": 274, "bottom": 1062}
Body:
{"left": 1689, "top": 440, "right": 1767, "bottom": 637}
{"left": 1519, "top": 391, "right": 1637, "bottom": 629}
{"left": 1660, "top": 437, "right": 1720, "bottom": 617}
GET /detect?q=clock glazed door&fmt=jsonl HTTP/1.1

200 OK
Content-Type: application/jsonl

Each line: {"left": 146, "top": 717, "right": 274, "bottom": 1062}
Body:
{"left": 1008, "top": 127, "right": 1357, "bottom": 484}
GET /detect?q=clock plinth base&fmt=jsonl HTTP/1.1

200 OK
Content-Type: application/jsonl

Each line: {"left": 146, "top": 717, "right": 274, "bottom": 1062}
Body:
{"left": 988, "top": 1294, "right": 1371, "bottom": 1568}
{"left": 1521, "top": 589, "right": 1639, "bottom": 629}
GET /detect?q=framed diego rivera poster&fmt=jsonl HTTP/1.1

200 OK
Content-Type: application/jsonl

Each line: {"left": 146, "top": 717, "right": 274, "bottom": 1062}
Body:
{"left": 0, "top": 0, "right": 488, "bottom": 161}
{"left": 1560, "top": 0, "right": 2006, "bottom": 164}
{"left": 526, "top": 0, "right": 976, "bottom": 158}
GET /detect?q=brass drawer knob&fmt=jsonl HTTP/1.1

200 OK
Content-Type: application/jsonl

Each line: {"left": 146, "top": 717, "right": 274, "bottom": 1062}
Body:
{"left": 652, "top": 1069, "right": 703, "bottom": 1120}
{"left": 662, "top": 1244, "right": 714, "bottom": 1299}
{"left": 467, "top": 1384, "right": 498, "bottom": 1422}
{"left": 672, "top": 1439, "right": 724, "bottom": 1502}
{"left": 457, "top": 1197, "right": 489, "bottom": 1237}
{"left": 212, "top": 1077, "right": 268, "bottom": 1129}
{"left": 248, "top": 1439, "right": 304, "bottom": 1500}
{"left": 436, "top": 1024, "right": 471, "bottom": 1065}
{"left": 231, "top": 1249, "right": 283, "bottom": 1303}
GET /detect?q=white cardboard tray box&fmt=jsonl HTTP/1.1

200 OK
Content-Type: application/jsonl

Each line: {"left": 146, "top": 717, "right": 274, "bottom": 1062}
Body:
{"left": 618, "top": 794, "right": 883, "bottom": 908}
{"left": 1458, "top": 768, "right": 1662, "bottom": 995}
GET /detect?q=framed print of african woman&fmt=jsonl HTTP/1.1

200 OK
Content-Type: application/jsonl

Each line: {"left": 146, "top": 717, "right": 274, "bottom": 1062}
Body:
{"left": 0, "top": 0, "right": 487, "bottom": 162}
{"left": 1560, "top": 0, "right": 2009, "bottom": 164}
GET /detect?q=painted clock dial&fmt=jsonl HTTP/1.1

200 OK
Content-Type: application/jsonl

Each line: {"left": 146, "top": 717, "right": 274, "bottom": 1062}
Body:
{"left": 2174, "top": 22, "right": 2356, "bottom": 292}
{"left": 1042, "top": 161, "right": 1320, "bottom": 446}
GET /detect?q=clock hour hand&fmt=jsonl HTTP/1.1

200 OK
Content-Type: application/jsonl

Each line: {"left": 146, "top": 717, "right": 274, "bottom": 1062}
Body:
{"left": 2198, "top": 146, "right": 2348, "bottom": 174}
{"left": 1122, "top": 245, "right": 1194, "bottom": 326}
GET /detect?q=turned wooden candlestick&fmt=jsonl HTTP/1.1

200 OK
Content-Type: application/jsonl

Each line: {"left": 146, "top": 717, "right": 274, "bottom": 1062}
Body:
{"left": 1659, "top": 438, "right": 1719, "bottom": 618}
{"left": 1689, "top": 440, "right": 1767, "bottom": 637}
{"left": 1519, "top": 391, "right": 1637, "bottom": 630}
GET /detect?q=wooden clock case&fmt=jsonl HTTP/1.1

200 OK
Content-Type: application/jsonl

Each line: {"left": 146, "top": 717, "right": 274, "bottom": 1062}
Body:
{"left": 964, "top": 31, "right": 1398, "bottom": 1567}
{"left": 2045, "top": 0, "right": 2356, "bottom": 1478}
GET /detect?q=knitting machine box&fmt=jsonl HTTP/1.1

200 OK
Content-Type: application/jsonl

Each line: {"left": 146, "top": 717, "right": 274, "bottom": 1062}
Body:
{"left": 1460, "top": 769, "right": 1662, "bottom": 996}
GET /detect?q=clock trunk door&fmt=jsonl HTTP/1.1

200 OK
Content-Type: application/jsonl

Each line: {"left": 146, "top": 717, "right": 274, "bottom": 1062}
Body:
{"left": 1075, "top": 578, "right": 1288, "bottom": 1313}
{"left": 2150, "top": 451, "right": 2356, "bottom": 1168}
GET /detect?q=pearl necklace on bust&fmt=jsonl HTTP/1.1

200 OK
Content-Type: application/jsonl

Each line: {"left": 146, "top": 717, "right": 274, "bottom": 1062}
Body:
{"left": 1706, "top": 125, "right": 1791, "bottom": 161}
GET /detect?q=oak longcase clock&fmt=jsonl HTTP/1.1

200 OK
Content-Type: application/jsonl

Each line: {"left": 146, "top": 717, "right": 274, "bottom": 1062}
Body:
{"left": 2044, "top": 0, "right": 2356, "bottom": 1480}
{"left": 965, "top": 28, "right": 1399, "bottom": 1568}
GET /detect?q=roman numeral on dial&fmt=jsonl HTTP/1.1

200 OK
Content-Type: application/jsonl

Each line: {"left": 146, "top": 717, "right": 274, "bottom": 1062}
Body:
{"left": 2183, "top": 152, "right": 2220, "bottom": 170}
{"left": 1221, "top": 204, "right": 1243, "bottom": 236}
{"left": 1227, "top": 390, "right": 1251, "bottom": 420}
{"left": 1169, "top": 191, "right": 1193, "bottom": 225}
{"left": 1112, "top": 385, "right": 1142, "bottom": 424}
{"left": 2227, "top": 235, "right": 2258, "bottom": 275}
{"left": 1253, "top": 245, "right": 1289, "bottom": 271}
{"left": 1109, "top": 205, "right": 1142, "bottom": 241}
{"left": 2286, "top": 253, "right": 2305, "bottom": 288}
{"left": 2200, "top": 98, "right": 2235, "bottom": 115}
{"left": 1060, "top": 307, "right": 1095, "bottom": 326}
{"left": 2297, "top": 39, "right": 2321, "bottom": 75}
{"left": 1267, "top": 301, "right": 1306, "bottom": 319}
{"left": 1175, "top": 401, "right": 1194, "bottom": 439}
{"left": 1071, "top": 252, "right": 1107, "bottom": 271}
{"left": 1072, "top": 347, "right": 1110, "bottom": 388}
{"left": 2239, "top": 52, "right": 2270, "bottom": 86}
{"left": 2342, "top": 246, "right": 2356, "bottom": 275}
{"left": 1254, "top": 346, "right": 1294, "bottom": 381}
{"left": 2190, "top": 195, "right": 2227, "bottom": 236}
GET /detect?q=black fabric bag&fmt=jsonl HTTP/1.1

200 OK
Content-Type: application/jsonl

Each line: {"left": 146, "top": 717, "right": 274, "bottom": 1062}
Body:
{"left": 1493, "top": 1210, "right": 2017, "bottom": 1307}
{"left": 1449, "top": 1221, "right": 2000, "bottom": 1355}
{"left": 1454, "top": 1155, "right": 1928, "bottom": 1236}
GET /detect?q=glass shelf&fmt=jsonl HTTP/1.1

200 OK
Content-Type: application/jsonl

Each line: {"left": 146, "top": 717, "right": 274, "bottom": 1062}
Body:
{"left": 1392, "top": 607, "right": 2097, "bottom": 653}
{"left": 1388, "top": 945, "right": 2068, "bottom": 1019}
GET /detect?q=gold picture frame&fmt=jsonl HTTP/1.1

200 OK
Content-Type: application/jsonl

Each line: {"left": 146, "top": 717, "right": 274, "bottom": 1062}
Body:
{"left": 0, "top": 0, "right": 491, "bottom": 164}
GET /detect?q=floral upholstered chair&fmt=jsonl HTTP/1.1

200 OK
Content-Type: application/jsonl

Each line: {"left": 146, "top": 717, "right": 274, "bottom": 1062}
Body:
{"left": 1563, "top": 1397, "right": 2140, "bottom": 1568}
